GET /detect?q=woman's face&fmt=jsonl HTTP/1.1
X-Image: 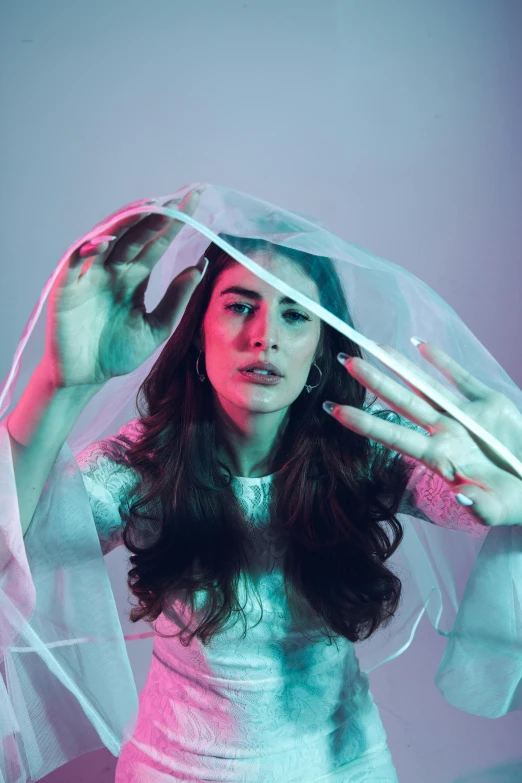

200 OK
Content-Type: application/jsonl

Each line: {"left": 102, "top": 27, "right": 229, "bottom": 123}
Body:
{"left": 197, "top": 253, "right": 322, "bottom": 415}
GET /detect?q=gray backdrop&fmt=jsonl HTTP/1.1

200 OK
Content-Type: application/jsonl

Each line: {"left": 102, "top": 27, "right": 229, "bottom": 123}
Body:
{"left": 1, "top": 1, "right": 520, "bottom": 781}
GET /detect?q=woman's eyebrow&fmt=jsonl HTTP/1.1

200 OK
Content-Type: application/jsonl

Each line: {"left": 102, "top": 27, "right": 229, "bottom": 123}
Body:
{"left": 219, "top": 285, "right": 297, "bottom": 306}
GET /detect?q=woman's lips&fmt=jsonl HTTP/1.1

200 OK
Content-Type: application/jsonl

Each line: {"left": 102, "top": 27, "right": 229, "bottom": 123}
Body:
{"left": 238, "top": 370, "right": 283, "bottom": 385}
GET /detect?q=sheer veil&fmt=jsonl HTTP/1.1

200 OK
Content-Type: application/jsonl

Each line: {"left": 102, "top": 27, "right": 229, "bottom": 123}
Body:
{"left": 1, "top": 182, "right": 520, "bottom": 782}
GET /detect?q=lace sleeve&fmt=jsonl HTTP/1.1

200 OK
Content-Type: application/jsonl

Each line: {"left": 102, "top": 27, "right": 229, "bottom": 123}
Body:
{"left": 75, "top": 420, "right": 142, "bottom": 555}
{"left": 368, "top": 403, "right": 485, "bottom": 537}
{"left": 398, "top": 457, "right": 486, "bottom": 537}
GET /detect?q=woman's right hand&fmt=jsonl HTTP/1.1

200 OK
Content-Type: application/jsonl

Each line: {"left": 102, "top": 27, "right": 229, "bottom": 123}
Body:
{"left": 42, "top": 190, "right": 206, "bottom": 388}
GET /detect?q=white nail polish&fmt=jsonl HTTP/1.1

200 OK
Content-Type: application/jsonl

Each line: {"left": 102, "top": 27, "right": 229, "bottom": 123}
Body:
{"left": 411, "top": 337, "right": 425, "bottom": 347}
{"left": 92, "top": 235, "right": 117, "bottom": 245}
{"left": 196, "top": 256, "right": 209, "bottom": 280}
{"left": 455, "top": 493, "right": 474, "bottom": 506}
{"left": 79, "top": 235, "right": 117, "bottom": 257}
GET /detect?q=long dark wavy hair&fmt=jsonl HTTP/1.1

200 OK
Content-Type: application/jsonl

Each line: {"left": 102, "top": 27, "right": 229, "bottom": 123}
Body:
{"left": 107, "top": 236, "right": 415, "bottom": 647}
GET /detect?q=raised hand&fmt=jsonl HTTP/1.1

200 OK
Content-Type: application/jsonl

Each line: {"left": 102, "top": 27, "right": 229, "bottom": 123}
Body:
{"left": 324, "top": 341, "right": 522, "bottom": 528}
{"left": 43, "top": 191, "right": 206, "bottom": 388}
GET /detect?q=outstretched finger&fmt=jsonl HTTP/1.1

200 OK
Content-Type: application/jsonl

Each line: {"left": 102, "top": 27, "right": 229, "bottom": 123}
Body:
{"left": 78, "top": 235, "right": 117, "bottom": 259}
{"left": 89, "top": 198, "right": 158, "bottom": 232}
{"left": 146, "top": 255, "right": 209, "bottom": 342}
{"left": 340, "top": 356, "right": 441, "bottom": 432}
{"left": 451, "top": 482, "right": 506, "bottom": 527}
{"left": 323, "top": 402, "right": 432, "bottom": 463}
{"left": 378, "top": 344, "right": 462, "bottom": 409}
{"left": 68, "top": 211, "right": 155, "bottom": 276}
{"left": 415, "top": 341, "right": 493, "bottom": 402}
{"left": 132, "top": 191, "right": 201, "bottom": 274}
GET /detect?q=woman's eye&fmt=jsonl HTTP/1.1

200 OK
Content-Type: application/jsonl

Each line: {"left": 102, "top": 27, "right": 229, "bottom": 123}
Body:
{"left": 225, "top": 303, "right": 252, "bottom": 316}
{"left": 284, "top": 311, "right": 310, "bottom": 323}
{"left": 225, "top": 303, "right": 310, "bottom": 323}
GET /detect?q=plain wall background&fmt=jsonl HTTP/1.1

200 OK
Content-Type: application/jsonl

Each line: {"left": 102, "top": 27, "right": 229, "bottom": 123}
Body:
{"left": 1, "top": 1, "right": 521, "bottom": 781}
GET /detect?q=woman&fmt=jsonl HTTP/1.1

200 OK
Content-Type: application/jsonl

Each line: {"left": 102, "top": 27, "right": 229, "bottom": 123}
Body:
{"left": 3, "top": 185, "right": 522, "bottom": 782}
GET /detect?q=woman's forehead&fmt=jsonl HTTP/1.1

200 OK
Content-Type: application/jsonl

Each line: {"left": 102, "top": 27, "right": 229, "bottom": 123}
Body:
{"left": 216, "top": 251, "right": 319, "bottom": 299}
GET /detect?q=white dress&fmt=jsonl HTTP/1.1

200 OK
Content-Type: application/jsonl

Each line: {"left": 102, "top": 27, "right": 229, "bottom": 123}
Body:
{"left": 78, "top": 440, "right": 401, "bottom": 783}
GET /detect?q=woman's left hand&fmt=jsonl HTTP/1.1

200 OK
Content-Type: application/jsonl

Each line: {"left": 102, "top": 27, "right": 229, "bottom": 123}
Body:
{"left": 324, "top": 340, "right": 522, "bottom": 528}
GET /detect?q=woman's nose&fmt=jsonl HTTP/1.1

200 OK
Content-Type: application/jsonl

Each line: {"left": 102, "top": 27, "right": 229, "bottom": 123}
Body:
{"left": 250, "top": 309, "right": 279, "bottom": 347}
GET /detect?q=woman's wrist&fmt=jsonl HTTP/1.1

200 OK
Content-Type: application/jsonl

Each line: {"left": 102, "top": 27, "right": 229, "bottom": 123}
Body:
{"left": 35, "top": 358, "right": 105, "bottom": 397}
{"left": 7, "top": 362, "right": 103, "bottom": 447}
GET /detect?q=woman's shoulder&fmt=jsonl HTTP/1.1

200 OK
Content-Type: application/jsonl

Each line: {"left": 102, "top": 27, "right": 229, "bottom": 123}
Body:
{"left": 75, "top": 419, "right": 144, "bottom": 553}
{"left": 75, "top": 418, "right": 144, "bottom": 497}
{"left": 77, "top": 417, "right": 143, "bottom": 457}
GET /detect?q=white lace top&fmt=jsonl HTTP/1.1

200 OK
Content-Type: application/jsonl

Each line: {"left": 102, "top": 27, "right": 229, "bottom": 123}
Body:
{"left": 76, "top": 420, "right": 479, "bottom": 783}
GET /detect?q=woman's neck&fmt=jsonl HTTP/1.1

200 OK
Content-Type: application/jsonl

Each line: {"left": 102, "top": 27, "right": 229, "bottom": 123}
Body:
{"left": 213, "top": 395, "right": 289, "bottom": 478}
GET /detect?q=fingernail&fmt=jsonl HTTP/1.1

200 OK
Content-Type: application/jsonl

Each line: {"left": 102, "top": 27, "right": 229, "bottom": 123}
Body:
{"left": 195, "top": 256, "right": 209, "bottom": 280}
{"left": 337, "top": 352, "right": 350, "bottom": 364}
{"left": 92, "top": 234, "right": 117, "bottom": 245}
{"left": 411, "top": 337, "right": 426, "bottom": 347}
{"left": 79, "top": 235, "right": 117, "bottom": 257}
{"left": 322, "top": 401, "right": 336, "bottom": 414}
{"left": 455, "top": 493, "right": 474, "bottom": 506}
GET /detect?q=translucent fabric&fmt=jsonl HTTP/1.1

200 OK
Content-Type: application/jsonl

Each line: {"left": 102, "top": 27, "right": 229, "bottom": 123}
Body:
{"left": 0, "top": 182, "right": 521, "bottom": 782}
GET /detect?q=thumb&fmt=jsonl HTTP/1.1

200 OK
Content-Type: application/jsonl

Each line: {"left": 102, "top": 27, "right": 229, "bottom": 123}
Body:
{"left": 453, "top": 483, "right": 506, "bottom": 528}
{"left": 148, "top": 258, "right": 208, "bottom": 340}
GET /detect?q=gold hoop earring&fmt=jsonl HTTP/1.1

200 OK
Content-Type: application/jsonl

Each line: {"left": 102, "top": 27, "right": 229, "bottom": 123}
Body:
{"left": 195, "top": 350, "right": 206, "bottom": 382}
{"left": 305, "top": 362, "right": 322, "bottom": 393}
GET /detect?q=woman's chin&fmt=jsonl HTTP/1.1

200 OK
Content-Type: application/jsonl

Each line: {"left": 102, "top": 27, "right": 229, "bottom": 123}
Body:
{"left": 221, "top": 388, "right": 291, "bottom": 415}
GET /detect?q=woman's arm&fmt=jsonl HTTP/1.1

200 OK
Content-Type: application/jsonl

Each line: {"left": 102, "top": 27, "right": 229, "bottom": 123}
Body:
{"left": 331, "top": 343, "right": 522, "bottom": 529}
{"left": 398, "top": 455, "right": 486, "bottom": 537}
{"left": 75, "top": 422, "right": 141, "bottom": 555}
{"left": 367, "top": 406, "right": 485, "bottom": 535}
{"left": 6, "top": 362, "right": 103, "bottom": 538}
